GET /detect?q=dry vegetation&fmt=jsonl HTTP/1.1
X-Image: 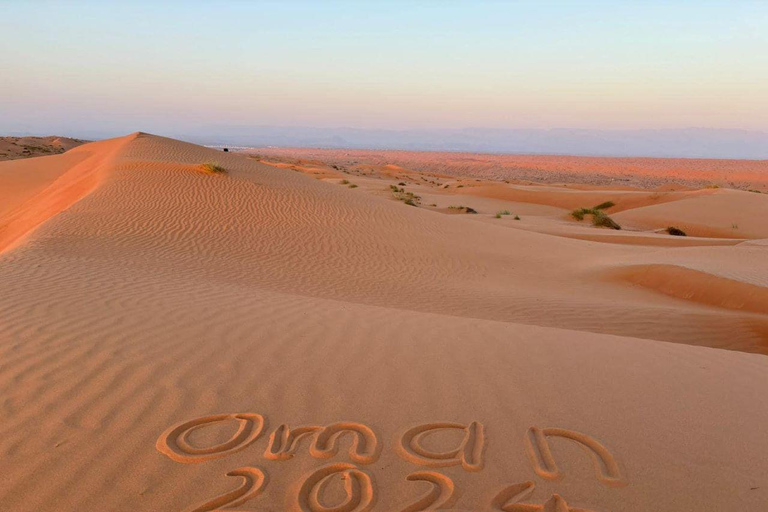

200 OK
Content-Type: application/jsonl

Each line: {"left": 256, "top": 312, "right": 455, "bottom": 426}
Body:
{"left": 198, "top": 162, "right": 226, "bottom": 175}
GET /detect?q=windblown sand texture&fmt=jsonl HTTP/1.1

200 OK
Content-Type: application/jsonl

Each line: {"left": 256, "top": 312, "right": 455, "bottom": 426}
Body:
{"left": 1, "top": 133, "right": 767, "bottom": 512}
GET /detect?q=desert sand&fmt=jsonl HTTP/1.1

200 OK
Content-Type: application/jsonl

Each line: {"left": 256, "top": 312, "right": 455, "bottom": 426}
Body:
{"left": 0, "top": 133, "right": 767, "bottom": 512}
{"left": 247, "top": 147, "right": 768, "bottom": 191}
{"left": 0, "top": 136, "right": 85, "bottom": 161}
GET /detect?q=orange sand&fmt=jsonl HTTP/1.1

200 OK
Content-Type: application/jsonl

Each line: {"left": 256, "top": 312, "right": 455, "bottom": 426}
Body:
{"left": 247, "top": 147, "right": 768, "bottom": 191}
{"left": 0, "top": 133, "right": 766, "bottom": 511}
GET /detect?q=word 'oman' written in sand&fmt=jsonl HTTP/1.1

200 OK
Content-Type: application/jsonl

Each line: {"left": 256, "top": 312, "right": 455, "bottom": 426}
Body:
{"left": 156, "top": 413, "right": 627, "bottom": 512}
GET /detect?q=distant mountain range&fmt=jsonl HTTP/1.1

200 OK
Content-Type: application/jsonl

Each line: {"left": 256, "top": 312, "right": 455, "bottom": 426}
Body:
{"left": 172, "top": 126, "right": 768, "bottom": 160}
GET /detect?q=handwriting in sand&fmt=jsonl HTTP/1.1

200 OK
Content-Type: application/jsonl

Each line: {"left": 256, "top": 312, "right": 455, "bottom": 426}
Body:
{"left": 156, "top": 414, "right": 627, "bottom": 511}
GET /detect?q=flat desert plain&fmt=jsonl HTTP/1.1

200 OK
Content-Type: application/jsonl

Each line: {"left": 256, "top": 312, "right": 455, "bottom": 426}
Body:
{"left": 1, "top": 132, "right": 767, "bottom": 512}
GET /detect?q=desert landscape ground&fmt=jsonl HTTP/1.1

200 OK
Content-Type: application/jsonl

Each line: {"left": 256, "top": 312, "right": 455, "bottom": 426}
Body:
{"left": 0, "top": 136, "right": 86, "bottom": 161}
{"left": 1, "top": 133, "right": 767, "bottom": 512}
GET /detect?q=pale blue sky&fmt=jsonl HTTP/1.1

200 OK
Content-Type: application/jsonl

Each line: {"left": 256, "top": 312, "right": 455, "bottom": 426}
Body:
{"left": 1, "top": 0, "right": 767, "bottom": 137}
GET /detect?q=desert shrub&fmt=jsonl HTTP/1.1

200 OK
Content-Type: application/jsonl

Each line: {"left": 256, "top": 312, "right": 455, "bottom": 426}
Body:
{"left": 514, "top": 215, "right": 521, "bottom": 220}
{"left": 391, "top": 186, "right": 421, "bottom": 206}
{"left": 348, "top": 184, "right": 358, "bottom": 188}
{"left": 591, "top": 211, "right": 621, "bottom": 229}
{"left": 593, "top": 201, "right": 615, "bottom": 210}
{"left": 340, "top": 179, "right": 350, "bottom": 185}
{"left": 199, "top": 162, "right": 226, "bottom": 175}
{"left": 571, "top": 208, "right": 591, "bottom": 220}
{"left": 398, "top": 182, "right": 406, "bottom": 186}
{"left": 666, "top": 226, "right": 686, "bottom": 236}
{"left": 571, "top": 206, "right": 620, "bottom": 229}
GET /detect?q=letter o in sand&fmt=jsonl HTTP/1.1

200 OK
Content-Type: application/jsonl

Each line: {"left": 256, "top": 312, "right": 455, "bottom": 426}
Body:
{"left": 156, "top": 413, "right": 266, "bottom": 463}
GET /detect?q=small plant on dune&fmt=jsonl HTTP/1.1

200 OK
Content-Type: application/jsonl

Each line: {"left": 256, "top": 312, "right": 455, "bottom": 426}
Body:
{"left": 390, "top": 185, "right": 421, "bottom": 206}
{"left": 199, "top": 162, "right": 226, "bottom": 175}
{"left": 593, "top": 201, "right": 615, "bottom": 210}
{"left": 398, "top": 182, "right": 406, "bottom": 186}
{"left": 340, "top": 179, "right": 350, "bottom": 185}
{"left": 514, "top": 215, "right": 521, "bottom": 220}
{"left": 495, "top": 210, "right": 511, "bottom": 219}
{"left": 571, "top": 200, "right": 621, "bottom": 229}
{"left": 495, "top": 213, "right": 502, "bottom": 219}
{"left": 732, "top": 223, "right": 739, "bottom": 229}
{"left": 348, "top": 184, "right": 358, "bottom": 188}
{"left": 591, "top": 210, "right": 621, "bottom": 230}
{"left": 748, "top": 189, "right": 762, "bottom": 194}
{"left": 706, "top": 184, "right": 720, "bottom": 189}
{"left": 666, "top": 226, "right": 687, "bottom": 236}
{"left": 571, "top": 208, "right": 590, "bottom": 221}
{"left": 571, "top": 205, "right": 620, "bottom": 229}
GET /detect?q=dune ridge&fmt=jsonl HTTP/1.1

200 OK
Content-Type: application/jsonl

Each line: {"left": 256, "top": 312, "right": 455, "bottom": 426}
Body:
{"left": 0, "top": 133, "right": 766, "bottom": 512}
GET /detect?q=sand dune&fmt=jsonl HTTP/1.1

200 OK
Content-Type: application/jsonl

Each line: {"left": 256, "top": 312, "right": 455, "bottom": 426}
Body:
{"left": 1, "top": 133, "right": 767, "bottom": 511}
{"left": 0, "top": 136, "right": 86, "bottom": 161}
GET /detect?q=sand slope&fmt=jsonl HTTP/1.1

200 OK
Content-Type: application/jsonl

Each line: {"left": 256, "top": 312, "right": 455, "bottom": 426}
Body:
{"left": 0, "top": 133, "right": 766, "bottom": 512}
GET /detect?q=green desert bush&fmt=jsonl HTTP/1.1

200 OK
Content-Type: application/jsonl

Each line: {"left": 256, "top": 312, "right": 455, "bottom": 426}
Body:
{"left": 591, "top": 210, "right": 621, "bottom": 229}
{"left": 593, "top": 201, "right": 615, "bottom": 210}
{"left": 571, "top": 208, "right": 590, "bottom": 221}
{"left": 571, "top": 206, "right": 620, "bottom": 229}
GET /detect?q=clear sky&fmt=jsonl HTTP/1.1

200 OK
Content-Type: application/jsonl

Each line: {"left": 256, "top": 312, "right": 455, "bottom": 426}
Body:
{"left": 1, "top": 0, "right": 767, "bottom": 137}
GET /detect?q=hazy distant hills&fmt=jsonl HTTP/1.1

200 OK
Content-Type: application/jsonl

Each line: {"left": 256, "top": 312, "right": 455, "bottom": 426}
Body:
{"left": 174, "top": 126, "right": 768, "bottom": 159}
{"left": 4, "top": 127, "right": 766, "bottom": 159}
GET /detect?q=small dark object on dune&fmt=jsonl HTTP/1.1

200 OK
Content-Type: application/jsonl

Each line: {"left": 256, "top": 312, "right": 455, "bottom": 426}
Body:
{"left": 223, "top": 148, "right": 229, "bottom": 152}
{"left": 666, "top": 226, "right": 687, "bottom": 236}
{"left": 448, "top": 205, "right": 477, "bottom": 214}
